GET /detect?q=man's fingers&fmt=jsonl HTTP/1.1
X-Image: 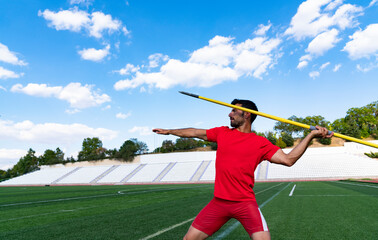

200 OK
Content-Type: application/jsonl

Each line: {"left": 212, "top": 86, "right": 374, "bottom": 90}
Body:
{"left": 315, "top": 126, "right": 332, "bottom": 138}
{"left": 152, "top": 129, "right": 169, "bottom": 135}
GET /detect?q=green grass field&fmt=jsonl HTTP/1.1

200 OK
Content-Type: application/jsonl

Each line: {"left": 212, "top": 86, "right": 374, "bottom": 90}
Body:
{"left": 0, "top": 181, "right": 377, "bottom": 239}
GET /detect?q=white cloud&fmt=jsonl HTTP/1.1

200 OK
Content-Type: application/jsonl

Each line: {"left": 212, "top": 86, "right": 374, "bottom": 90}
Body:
{"left": 0, "top": 43, "right": 27, "bottom": 66}
{"left": 368, "top": 0, "right": 378, "bottom": 8}
{"left": 115, "top": 63, "right": 140, "bottom": 75}
{"left": 0, "top": 119, "right": 118, "bottom": 145}
{"left": 116, "top": 112, "right": 131, "bottom": 119}
{"left": 284, "top": 0, "right": 363, "bottom": 40}
{"left": 11, "top": 82, "right": 111, "bottom": 109}
{"left": 0, "top": 66, "right": 22, "bottom": 79}
{"left": 39, "top": 8, "right": 128, "bottom": 39}
{"left": 0, "top": 148, "right": 27, "bottom": 170}
{"left": 297, "top": 29, "right": 340, "bottom": 67}
{"left": 320, "top": 62, "right": 330, "bottom": 70}
{"left": 343, "top": 24, "right": 378, "bottom": 59}
{"left": 122, "top": 26, "right": 131, "bottom": 36}
{"left": 297, "top": 60, "right": 308, "bottom": 69}
{"left": 11, "top": 83, "right": 62, "bottom": 97}
{"left": 0, "top": 149, "right": 26, "bottom": 160}
{"left": 65, "top": 109, "right": 81, "bottom": 114}
{"left": 102, "top": 105, "right": 111, "bottom": 110}
{"left": 333, "top": 63, "right": 341, "bottom": 72}
{"left": 114, "top": 35, "right": 282, "bottom": 90}
{"left": 309, "top": 71, "right": 320, "bottom": 79}
{"left": 325, "top": 0, "right": 343, "bottom": 11}
{"left": 148, "top": 53, "right": 169, "bottom": 68}
{"left": 38, "top": 7, "right": 90, "bottom": 32}
{"left": 70, "top": 0, "right": 93, "bottom": 6}
{"left": 189, "top": 36, "right": 235, "bottom": 67}
{"left": 254, "top": 22, "right": 272, "bottom": 36}
{"left": 298, "top": 55, "right": 312, "bottom": 69}
{"left": 129, "top": 126, "right": 153, "bottom": 136}
{"left": 356, "top": 63, "right": 378, "bottom": 72}
{"left": 306, "top": 29, "right": 341, "bottom": 56}
{"left": 0, "top": 85, "right": 6, "bottom": 91}
{"left": 89, "top": 12, "right": 122, "bottom": 38}
{"left": 78, "top": 45, "right": 110, "bottom": 61}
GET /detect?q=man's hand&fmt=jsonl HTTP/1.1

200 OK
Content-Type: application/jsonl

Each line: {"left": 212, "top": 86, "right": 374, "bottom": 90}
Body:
{"left": 271, "top": 125, "right": 333, "bottom": 167}
{"left": 152, "top": 128, "right": 170, "bottom": 135}
{"left": 152, "top": 128, "right": 207, "bottom": 140}
{"left": 310, "top": 125, "right": 334, "bottom": 139}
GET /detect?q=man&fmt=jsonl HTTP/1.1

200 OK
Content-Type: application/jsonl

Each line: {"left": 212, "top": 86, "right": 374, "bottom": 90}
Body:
{"left": 153, "top": 99, "right": 333, "bottom": 240}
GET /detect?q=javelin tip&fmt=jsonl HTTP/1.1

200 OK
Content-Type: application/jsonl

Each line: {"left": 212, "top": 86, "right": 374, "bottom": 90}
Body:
{"left": 179, "top": 91, "right": 199, "bottom": 98}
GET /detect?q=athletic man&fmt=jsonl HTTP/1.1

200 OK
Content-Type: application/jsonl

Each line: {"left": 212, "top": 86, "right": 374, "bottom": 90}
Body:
{"left": 153, "top": 99, "right": 333, "bottom": 240}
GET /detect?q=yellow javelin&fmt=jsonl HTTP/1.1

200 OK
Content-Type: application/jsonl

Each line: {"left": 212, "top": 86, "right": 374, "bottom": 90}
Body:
{"left": 179, "top": 91, "right": 378, "bottom": 149}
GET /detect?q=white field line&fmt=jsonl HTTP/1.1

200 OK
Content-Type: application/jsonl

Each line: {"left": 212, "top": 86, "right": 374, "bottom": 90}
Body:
{"left": 255, "top": 182, "right": 285, "bottom": 195}
{"left": 214, "top": 182, "right": 292, "bottom": 240}
{"left": 0, "top": 206, "right": 96, "bottom": 223}
{"left": 334, "top": 181, "right": 378, "bottom": 188}
{"left": 290, "top": 195, "right": 377, "bottom": 197}
{"left": 139, "top": 217, "right": 196, "bottom": 240}
{"left": 0, "top": 186, "right": 211, "bottom": 207}
{"left": 117, "top": 185, "right": 211, "bottom": 195}
{"left": 289, "top": 184, "right": 296, "bottom": 197}
{"left": 0, "top": 193, "right": 116, "bottom": 207}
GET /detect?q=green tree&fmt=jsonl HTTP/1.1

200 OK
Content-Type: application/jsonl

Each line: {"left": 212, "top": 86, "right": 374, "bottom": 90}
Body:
{"left": 106, "top": 148, "right": 118, "bottom": 158}
{"left": 274, "top": 116, "right": 304, "bottom": 135}
{"left": 276, "top": 137, "right": 287, "bottom": 149}
{"left": 78, "top": 137, "right": 104, "bottom": 161}
{"left": 281, "top": 132, "right": 294, "bottom": 147}
{"left": 117, "top": 139, "right": 138, "bottom": 161}
{"left": 332, "top": 101, "right": 378, "bottom": 139}
{"left": 132, "top": 138, "right": 149, "bottom": 154}
{"left": 175, "top": 138, "right": 204, "bottom": 151}
{"left": 0, "top": 169, "right": 7, "bottom": 181}
{"left": 345, "top": 101, "right": 378, "bottom": 138}
{"left": 39, "top": 148, "right": 65, "bottom": 165}
{"left": 264, "top": 131, "right": 277, "bottom": 145}
{"left": 160, "top": 140, "right": 175, "bottom": 153}
{"left": 11, "top": 148, "right": 39, "bottom": 177}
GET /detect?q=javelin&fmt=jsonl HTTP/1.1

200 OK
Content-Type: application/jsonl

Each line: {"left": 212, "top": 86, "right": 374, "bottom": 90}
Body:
{"left": 179, "top": 91, "right": 378, "bottom": 149}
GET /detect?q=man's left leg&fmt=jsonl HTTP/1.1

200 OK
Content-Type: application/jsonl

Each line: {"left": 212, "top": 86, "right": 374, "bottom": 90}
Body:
{"left": 234, "top": 201, "right": 270, "bottom": 239}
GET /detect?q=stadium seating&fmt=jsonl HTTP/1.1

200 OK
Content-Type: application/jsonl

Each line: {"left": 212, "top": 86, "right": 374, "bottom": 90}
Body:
{"left": 1, "top": 141, "right": 377, "bottom": 186}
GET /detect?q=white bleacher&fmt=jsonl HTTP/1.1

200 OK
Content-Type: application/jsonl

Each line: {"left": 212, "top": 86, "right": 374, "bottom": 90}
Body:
{"left": 1, "top": 141, "right": 377, "bottom": 186}
{"left": 200, "top": 161, "right": 215, "bottom": 181}
{"left": 0, "top": 167, "right": 75, "bottom": 185}
{"left": 268, "top": 147, "right": 378, "bottom": 180}
{"left": 97, "top": 164, "right": 139, "bottom": 184}
{"left": 161, "top": 161, "right": 202, "bottom": 182}
{"left": 127, "top": 163, "right": 169, "bottom": 183}
{"left": 56, "top": 165, "right": 112, "bottom": 184}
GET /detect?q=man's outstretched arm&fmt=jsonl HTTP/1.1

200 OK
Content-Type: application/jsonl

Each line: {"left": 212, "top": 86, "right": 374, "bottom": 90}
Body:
{"left": 270, "top": 126, "right": 333, "bottom": 166}
{"left": 153, "top": 128, "right": 208, "bottom": 140}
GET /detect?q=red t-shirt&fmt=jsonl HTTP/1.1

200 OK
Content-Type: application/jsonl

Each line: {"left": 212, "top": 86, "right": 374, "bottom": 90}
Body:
{"left": 207, "top": 126, "right": 280, "bottom": 201}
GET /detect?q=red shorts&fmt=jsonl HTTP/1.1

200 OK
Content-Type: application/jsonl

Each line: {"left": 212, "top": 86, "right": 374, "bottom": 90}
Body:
{"left": 192, "top": 197, "right": 268, "bottom": 236}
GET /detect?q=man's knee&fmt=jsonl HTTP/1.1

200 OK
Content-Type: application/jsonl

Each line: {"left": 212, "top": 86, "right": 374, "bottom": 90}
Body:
{"left": 184, "top": 226, "right": 209, "bottom": 240}
{"left": 251, "top": 231, "right": 270, "bottom": 240}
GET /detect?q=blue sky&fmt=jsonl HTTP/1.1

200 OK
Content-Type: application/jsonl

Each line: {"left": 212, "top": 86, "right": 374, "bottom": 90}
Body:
{"left": 0, "top": 0, "right": 377, "bottom": 170}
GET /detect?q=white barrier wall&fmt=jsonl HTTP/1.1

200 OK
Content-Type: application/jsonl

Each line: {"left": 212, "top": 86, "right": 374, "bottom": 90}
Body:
{"left": 1, "top": 141, "right": 377, "bottom": 186}
{"left": 140, "top": 151, "right": 216, "bottom": 164}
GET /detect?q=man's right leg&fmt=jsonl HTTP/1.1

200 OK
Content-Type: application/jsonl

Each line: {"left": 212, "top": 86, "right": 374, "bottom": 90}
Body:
{"left": 183, "top": 226, "right": 209, "bottom": 240}
{"left": 184, "top": 198, "right": 230, "bottom": 240}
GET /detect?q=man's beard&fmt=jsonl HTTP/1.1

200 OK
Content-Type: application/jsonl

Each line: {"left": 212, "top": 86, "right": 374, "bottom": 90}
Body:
{"left": 230, "top": 112, "right": 245, "bottom": 128}
{"left": 230, "top": 121, "right": 241, "bottom": 128}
